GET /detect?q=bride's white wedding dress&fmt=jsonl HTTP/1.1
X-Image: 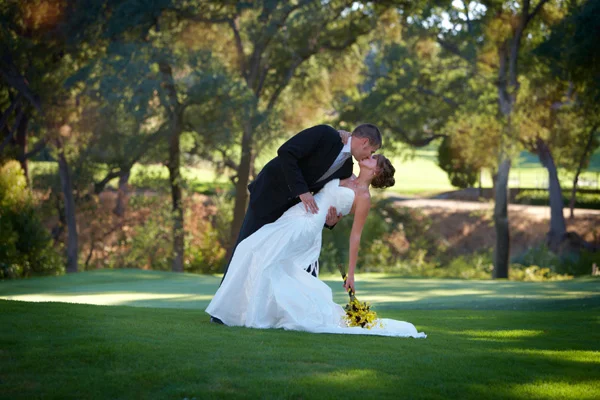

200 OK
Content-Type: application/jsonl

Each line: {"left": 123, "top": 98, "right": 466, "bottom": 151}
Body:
{"left": 206, "top": 179, "right": 426, "bottom": 338}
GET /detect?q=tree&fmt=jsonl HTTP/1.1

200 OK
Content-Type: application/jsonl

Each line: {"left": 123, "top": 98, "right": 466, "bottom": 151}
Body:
{"left": 567, "top": 124, "right": 599, "bottom": 219}
{"left": 0, "top": 0, "right": 47, "bottom": 180}
{"left": 66, "top": 0, "right": 261, "bottom": 272}
{"left": 340, "top": 0, "right": 560, "bottom": 278}
{"left": 0, "top": 0, "right": 94, "bottom": 273}
{"left": 536, "top": 0, "right": 600, "bottom": 219}
{"left": 187, "top": 1, "right": 392, "bottom": 260}
{"left": 478, "top": 0, "right": 552, "bottom": 278}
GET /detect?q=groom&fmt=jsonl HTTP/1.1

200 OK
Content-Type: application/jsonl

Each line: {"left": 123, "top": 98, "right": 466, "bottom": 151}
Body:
{"left": 212, "top": 123, "right": 381, "bottom": 323}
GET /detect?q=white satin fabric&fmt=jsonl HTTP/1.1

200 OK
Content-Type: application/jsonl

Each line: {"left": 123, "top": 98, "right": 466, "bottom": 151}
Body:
{"left": 206, "top": 179, "right": 426, "bottom": 338}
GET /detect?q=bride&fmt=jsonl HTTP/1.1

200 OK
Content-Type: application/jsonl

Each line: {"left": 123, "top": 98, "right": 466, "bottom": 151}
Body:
{"left": 206, "top": 154, "right": 426, "bottom": 338}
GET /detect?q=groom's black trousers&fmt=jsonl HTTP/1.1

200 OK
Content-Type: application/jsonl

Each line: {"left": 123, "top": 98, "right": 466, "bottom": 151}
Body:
{"left": 220, "top": 203, "right": 291, "bottom": 285}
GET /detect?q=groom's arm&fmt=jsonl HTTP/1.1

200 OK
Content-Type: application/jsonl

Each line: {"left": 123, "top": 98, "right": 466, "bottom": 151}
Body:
{"left": 277, "top": 124, "right": 337, "bottom": 198}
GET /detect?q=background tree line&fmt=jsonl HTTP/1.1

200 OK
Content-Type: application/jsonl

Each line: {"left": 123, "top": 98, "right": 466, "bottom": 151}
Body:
{"left": 1, "top": 0, "right": 598, "bottom": 279}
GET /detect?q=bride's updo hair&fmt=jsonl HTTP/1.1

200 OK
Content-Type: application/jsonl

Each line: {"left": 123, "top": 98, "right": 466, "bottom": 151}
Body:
{"left": 371, "top": 155, "right": 395, "bottom": 189}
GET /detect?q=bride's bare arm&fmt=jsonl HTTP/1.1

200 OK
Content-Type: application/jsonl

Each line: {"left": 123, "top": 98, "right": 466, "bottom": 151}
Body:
{"left": 344, "top": 193, "right": 371, "bottom": 293}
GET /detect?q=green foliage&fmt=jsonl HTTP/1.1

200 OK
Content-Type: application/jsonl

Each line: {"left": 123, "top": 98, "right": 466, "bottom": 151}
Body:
{"left": 184, "top": 192, "right": 232, "bottom": 274}
{"left": 368, "top": 249, "right": 495, "bottom": 280}
{"left": 437, "top": 136, "right": 479, "bottom": 188}
{"left": 440, "top": 104, "right": 502, "bottom": 173}
{"left": 206, "top": 191, "right": 235, "bottom": 252}
{"left": 555, "top": 248, "right": 600, "bottom": 277}
{"left": 185, "top": 223, "right": 226, "bottom": 274}
{"left": 128, "top": 165, "right": 170, "bottom": 192}
{"left": 442, "top": 251, "right": 495, "bottom": 280}
{"left": 0, "top": 161, "right": 63, "bottom": 279}
{"left": 321, "top": 198, "right": 445, "bottom": 274}
{"left": 320, "top": 196, "right": 405, "bottom": 273}
{"left": 117, "top": 195, "right": 172, "bottom": 270}
{"left": 535, "top": 0, "right": 600, "bottom": 103}
{"left": 320, "top": 195, "right": 584, "bottom": 281}
{"left": 509, "top": 265, "right": 571, "bottom": 282}
{"left": 339, "top": 32, "right": 469, "bottom": 149}
{"left": 512, "top": 243, "right": 599, "bottom": 277}
{"left": 513, "top": 243, "right": 562, "bottom": 271}
{"left": 515, "top": 189, "right": 600, "bottom": 210}
{"left": 30, "top": 161, "right": 60, "bottom": 191}
{"left": 97, "top": 191, "right": 230, "bottom": 273}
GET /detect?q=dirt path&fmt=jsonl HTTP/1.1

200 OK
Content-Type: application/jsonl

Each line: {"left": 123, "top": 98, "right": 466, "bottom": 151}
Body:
{"left": 383, "top": 194, "right": 600, "bottom": 257}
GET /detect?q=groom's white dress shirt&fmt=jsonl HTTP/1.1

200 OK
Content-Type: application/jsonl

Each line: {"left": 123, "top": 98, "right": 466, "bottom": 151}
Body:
{"left": 317, "top": 137, "right": 352, "bottom": 183}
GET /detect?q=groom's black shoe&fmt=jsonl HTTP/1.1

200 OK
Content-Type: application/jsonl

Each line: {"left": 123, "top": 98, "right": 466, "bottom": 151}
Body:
{"left": 210, "top": 316, "right": 224, "bottom": 325}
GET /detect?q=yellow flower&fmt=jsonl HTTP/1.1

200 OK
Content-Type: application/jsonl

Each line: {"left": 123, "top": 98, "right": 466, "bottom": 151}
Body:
{"left": 338, "top": 264, "right": 382, "bottom": 329}
{"left": 343, "top": 298, "right": 380, "bottom": 329}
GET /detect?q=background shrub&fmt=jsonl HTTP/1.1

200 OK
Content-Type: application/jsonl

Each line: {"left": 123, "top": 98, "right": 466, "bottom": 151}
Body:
{"left": 0, "top": 160, "right": 63, "bottom": 279}
{"left": 515, "top": 189, "right": 600, "bottom": 210}
{"left": 512, "top": 243, "right": 598, "bottom": 277}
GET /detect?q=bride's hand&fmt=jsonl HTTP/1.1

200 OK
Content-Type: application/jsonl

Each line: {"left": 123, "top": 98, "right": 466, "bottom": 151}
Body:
{"left": 326, "top": 206, "right": 343, "bottom": 226}
{"left": 338, "top": 130, "right": 351, "bottom": 144}
{"left": 343, "top": 273, "right": 355, "bottom": 294}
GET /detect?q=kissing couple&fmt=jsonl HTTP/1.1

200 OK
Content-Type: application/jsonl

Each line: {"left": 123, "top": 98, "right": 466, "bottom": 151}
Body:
{"left": 207, "top": 124, "right": 426, "bottom": 338}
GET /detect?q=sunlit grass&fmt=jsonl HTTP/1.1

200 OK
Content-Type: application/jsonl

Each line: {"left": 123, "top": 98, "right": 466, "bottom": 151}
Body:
{"left": 3, "top": 292, "right": 215, "bottom": 305}
{"left": 506, "top": 349, "right": 600, "bottom": 364}
{"left": 456, "top": 329, "right": 545, "bottom": 339}
{"left": 503, "top": 381, "right": 600, "bottom": 400}
{"left": 2, "top": 269, "right": 599, "bottom": 311}
{"left": 390, "top": 154, "right": 456, "bottom": 194}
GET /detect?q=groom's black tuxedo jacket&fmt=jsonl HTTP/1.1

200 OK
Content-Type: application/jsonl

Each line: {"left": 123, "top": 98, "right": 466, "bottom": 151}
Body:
{"left": 248, "top": 124, "right": 353, "bottom": 220}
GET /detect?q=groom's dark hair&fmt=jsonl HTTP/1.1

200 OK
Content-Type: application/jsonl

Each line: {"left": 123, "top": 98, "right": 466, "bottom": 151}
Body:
{"left": 352, "top": 123, "right": 382, "bottom": 148}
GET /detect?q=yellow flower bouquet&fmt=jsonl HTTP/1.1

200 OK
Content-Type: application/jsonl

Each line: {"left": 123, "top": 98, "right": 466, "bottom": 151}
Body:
{"left": 338, "top": 265, "right": 380, "bottom": 329}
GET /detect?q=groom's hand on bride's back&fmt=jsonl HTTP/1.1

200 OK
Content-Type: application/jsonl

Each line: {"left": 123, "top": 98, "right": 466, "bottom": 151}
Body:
{"left": 299, "top": 192, "right": 319, "bottom": 214}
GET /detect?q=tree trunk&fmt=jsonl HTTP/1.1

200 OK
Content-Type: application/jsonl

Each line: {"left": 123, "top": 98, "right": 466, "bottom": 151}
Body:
{"left": 15, "top": 113, "right": 28, "bottom": 184}
{"left": 569, "top": 177, "right": 579, "bottom": 221}
{"left": 569, "top": 125, "right": 598, "bottom": 219}
{"left": 536, "top": 138, "right": 566, "bottom": 250}
{"left": 493, "top": 39, "right": 515, "bottom": 280}
{"left": 491, "top": 0, "right": 548, "bottom": 277}
{"left": 168, "top": 122, "right": 184, "bottom": 273}
{"left": 57, "top": 142, "right": 78, "bottom": 273}
{"left": 493, "top": 157, "right": 511, "bottom": 279}
{"left": 478, "top": 169, "right": 483, "bottom": 198}
{"left": 159, "top": 60, "right": 185, "bottom": 273}
{"left": 227, "top": 122, "right": 254, "bottom": 263}
{"left": 0, "top": 105, "right": 23, "bottom": 154}
{"left": 0, "top": 94, "right": 22, "bottom": 132}
{"left": 490, "top": 167, "right": 498, "bottom": 198}
{"left": 51, "top": 193, "right": 66, "bottom": 245}
{"left": 113, "top": 168, "right": 131, "bottom": 217}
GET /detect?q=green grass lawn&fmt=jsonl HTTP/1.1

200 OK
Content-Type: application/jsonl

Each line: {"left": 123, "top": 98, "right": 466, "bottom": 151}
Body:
{"left": 2, "top": 270, "right": 599, "bottom": 399}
